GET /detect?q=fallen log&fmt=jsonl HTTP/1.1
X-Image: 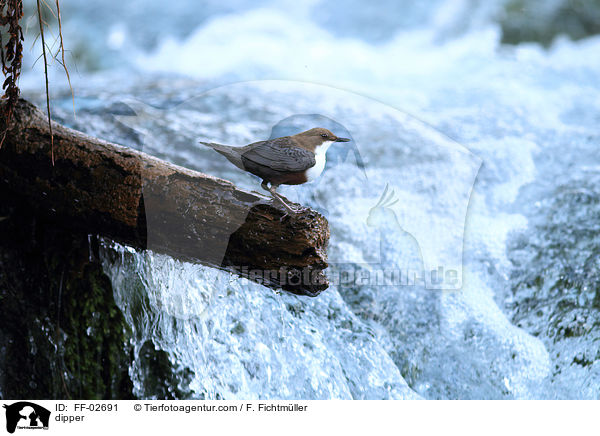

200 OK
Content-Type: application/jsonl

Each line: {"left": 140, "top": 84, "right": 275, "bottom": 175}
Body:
{"left": 0, "top": 99, "right": 330, "bottom": 296}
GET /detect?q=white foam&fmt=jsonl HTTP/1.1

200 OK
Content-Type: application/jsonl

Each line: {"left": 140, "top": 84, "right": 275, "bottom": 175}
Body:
{"left": 29, "top": 0, "right": 600, "bottom": 399}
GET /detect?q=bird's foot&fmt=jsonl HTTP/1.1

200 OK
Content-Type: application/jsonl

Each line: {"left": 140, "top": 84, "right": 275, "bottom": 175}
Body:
{"left": 263, "top": 183, "right": 310, "bottom": 221}
{"left": 278, "top": 205, "right": 310, "bottom": 222}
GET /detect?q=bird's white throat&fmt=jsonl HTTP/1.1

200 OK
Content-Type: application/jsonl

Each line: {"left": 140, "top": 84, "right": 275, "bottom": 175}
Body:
{"left": 306, "top": 141, "right": 333, "bottom": 181}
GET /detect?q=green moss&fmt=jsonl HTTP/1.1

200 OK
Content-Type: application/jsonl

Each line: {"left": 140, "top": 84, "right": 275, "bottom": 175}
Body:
{"left": 135, "top": 341, "right": 194, "bottom": 400}
{"left": 0, "top": 202, "right": 134, "bottom": 399}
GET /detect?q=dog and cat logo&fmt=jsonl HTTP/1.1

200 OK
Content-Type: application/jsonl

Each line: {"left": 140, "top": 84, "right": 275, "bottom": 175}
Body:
{"left": 2, "top": 402, "right": 50, "bottom": 433}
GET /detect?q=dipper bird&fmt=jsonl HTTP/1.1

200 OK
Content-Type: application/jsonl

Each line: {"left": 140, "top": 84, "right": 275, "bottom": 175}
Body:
{"left": 200, "top": 128, "right": 350, "bottom": 214}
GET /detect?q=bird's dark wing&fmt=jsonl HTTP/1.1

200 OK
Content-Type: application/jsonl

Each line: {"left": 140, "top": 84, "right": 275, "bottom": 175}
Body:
{"left": 241, "top": 137, "right": 316, "bottom": 173}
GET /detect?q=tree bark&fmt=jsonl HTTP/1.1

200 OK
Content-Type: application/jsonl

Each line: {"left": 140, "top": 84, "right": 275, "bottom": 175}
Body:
{"left": 0, "top": 99, "right": 329, "bottom": 296}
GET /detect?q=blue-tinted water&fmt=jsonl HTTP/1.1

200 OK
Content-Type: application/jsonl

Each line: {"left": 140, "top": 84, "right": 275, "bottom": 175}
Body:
{"left": 20, "top": 0, "right": 600, "bottom": 399}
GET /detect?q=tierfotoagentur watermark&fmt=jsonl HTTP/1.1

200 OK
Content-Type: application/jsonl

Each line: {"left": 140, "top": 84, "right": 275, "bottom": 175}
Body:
{"left": 229, "top": 265, "right": 459, "bottom": 289}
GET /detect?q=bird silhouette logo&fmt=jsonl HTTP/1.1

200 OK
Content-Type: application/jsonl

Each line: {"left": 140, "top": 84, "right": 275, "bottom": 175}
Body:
{"left": 367, "top": 183, "right": 425, "bottom": 283}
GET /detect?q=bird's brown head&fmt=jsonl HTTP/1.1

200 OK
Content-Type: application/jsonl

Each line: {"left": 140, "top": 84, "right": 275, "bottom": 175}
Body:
{"left": 293, "top": 128, "right": 350, "bottom": 152}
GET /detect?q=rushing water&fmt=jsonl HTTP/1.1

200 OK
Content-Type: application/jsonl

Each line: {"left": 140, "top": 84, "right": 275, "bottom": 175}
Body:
{"left": 19, "top": 0, "right": 600, "bottom": 399}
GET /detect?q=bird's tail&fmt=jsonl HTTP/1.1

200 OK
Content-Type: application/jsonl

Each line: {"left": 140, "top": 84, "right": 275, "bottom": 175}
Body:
{"left": 199, "top": 141, "right": 244, "bottom": 169}
{"left": 199, "top": 141, "right": 234, "bottom": 155}
{"left": 199, "top": 141, "right": 227, "bottom": 150}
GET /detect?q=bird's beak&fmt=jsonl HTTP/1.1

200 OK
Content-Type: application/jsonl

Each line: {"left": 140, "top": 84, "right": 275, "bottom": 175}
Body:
{"left": 335, "top": 137, "right": 350, "bottom": 142}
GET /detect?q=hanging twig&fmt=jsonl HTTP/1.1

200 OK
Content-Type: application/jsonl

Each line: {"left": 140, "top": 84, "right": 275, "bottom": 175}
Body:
{"left": 36, "top": 0, "right": 54, "bottom": 165}
{"left": 54, "top": 0, "right": 73, "bottom": 116}
{"left": 0, "top": 0, "right": 24, "bottom": 148}
{"left": 1, "top": 0, "right": 71, "bottom": 160}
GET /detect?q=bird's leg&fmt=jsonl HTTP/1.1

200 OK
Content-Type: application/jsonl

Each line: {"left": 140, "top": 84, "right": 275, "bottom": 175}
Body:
{"left": 268, "top": 185, "right": 298, "bottom": 215}
{"left": 261, "top": 181, "right": 308, "bottom": 219}
{"left": 261, "top": 182, "right": 299, "bottom": 216}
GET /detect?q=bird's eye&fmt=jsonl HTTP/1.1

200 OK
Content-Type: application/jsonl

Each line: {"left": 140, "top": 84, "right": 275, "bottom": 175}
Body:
{"left": 321, "top": 133, "right": 328, "bottom": 138}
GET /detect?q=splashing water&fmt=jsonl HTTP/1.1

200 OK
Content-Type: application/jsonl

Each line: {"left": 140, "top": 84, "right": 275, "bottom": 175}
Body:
{"left": 19, "top": 0, "right": 600, "bottom": 398}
